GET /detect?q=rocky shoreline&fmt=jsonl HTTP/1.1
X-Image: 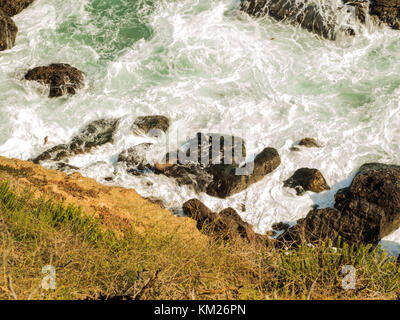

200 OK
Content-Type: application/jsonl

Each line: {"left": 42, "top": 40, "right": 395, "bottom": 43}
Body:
{"left": 24, "top": 112, "right": 400, "bottom": 255}
{"left": 1, "top": 0, "right": 400, "bottom": 258}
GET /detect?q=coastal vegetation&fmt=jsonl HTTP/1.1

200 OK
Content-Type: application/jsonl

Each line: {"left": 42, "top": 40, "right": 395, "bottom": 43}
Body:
{"left": 0, "top": 162, "right": 399, "bottom": 300}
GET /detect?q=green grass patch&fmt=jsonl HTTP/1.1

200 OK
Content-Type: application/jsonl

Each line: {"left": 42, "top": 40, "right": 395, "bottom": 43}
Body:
{"left": 0, "top": 181, "right": 398, "bottom": 300}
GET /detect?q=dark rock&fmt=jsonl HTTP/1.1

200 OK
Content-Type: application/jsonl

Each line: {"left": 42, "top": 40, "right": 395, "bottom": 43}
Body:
{"left": 145, "top": 196, "right": 165, "bottom": 208}
{"left": 133, "top": 115, "right": 170, "bottom": 136}
{"left": 157, "top": 132, "right": 246, "bottom": 167}
{"left": 0, "top": 9, "right": 17, "bottom": 51}
{"left": 182, "top": 199, "right": 268, "bottom": 246}
{"left": 32, "top": 119, "right": 119, "bottom": 163}
{"left": 184, "top": 133, "right": 246, "bottom": 166}
{"left": 24, "top": 63, "right": 85, "bottom": 98}
{"left": 205, "top": 147, "right": 281, "bottom": 198}
{"left": 117, "top": 143, "right": 153, "bottom": 175}
{"left": 155, "top": 133, "right": 250, "bottom": 195}
{"left": 277, "top": 163, "right": 400, "bottom": 247}
{"left": 159, "top": 145, "right": 280, "bottom": 198}
{"left": 284, "top": 168, "right": 330, "bottom": 195}
{"left": 271, "top": 222, "right": 290, "bottom": 231}
{"left": 161, "top": 163, "right": 214, "bottom": 193}
{"left": 370, "top": 0, "right": 400, "bottom": 29}
{"left": 154, "top": 151, "right": 179, "bottom": 172}
{"left": 343, "top": 0, "right": 370, "bottom": 24}
{"left": 240, "top": 0, "right": 355, "bottom": 40}
{"left": 0, "top": 0, "right": 35, "bottom": 16}
{"left": 123, "top": 132, "right": 278, "bottom": 198}
{"left": 298, "top": 137, "right": 321, "bottom": 148}
{"left": 55, "top": 162, "right": 79, "bottom": 172}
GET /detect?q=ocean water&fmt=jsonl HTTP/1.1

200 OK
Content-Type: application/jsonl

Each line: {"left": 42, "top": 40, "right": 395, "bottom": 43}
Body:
{"left": 1, "top": 0, "right": 400, "bottom": 254}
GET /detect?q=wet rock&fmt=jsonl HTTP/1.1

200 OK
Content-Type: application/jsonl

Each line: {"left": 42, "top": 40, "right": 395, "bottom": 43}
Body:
{"left": 0, "top": 0, "right": 35, "bottom": 16}
{"left": 155, "top": 133, "right": 250, "bottom": 195}
{"left": 32, "top": 119, "right": 119, "bottom": 164}
{"left": 182, "top": 199, "right": 268, "bottom": 246}
{"left": 370, "top": 0, "right": 400, "bottom": 29}
{"left": 298, "top": 137, "right": 321, "bottom": 148}
{"left": 240, "top": 0, "right": 355, "bottom": 40}
{"left": 185, "top": 133, "right": 246, "bottom": 166}
{"left": 158, "top": 145, "right": 279, "bottom": 198}
{"left": 343, "top": 0, "right": 370, "bottom": 24}
{"left": 55, "top": 162, "right": 79, "bottom": 172}
{"left": 284, "top": 168, "right": 330, "bottom": 195}
{"left": 0, "top": 9, "right": 17, "bottom": 51}
{"left": 161, "top": 162, "right": 214, "bottom": 193}
{"left": 122, "top": 132, "right": 279, "bottom": 198}
{"left": 24, "top": 63, "right": 85, "bottom": 98}
{"left": 205, "top": 147, "right": 281, "bottom": 198}
{"left": 277, "top": 163, "right": 400, "bottom": 247}
{"left": 133, "top": 115, "right": 170, "bottom": 136}
{"left": 117, "top": 143, "right": 153, "bottom": 175}
{"left": 158, "top": 132, "right": 246, "bottom": 168}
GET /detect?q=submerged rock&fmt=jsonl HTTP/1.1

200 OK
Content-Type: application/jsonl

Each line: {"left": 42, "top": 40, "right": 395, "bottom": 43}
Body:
{"left": 0, "top": 9, "right": 17, "bottom": 51}
{"left": 0, "top": 0, "right": 35, "bottom": 16}
{"left": 24, "top": 64, "right": 85, "bottom": 98}
{"left": 240, "top": 0, "right": 355, "bottom": 40}
{"left": 277, "top": 163, "right": 400, "bottom": 247}
{"left": 32, "top": 119, "right": 120, "bottom": 164}
{"left": 370, "top": 0, "right": 400, "bottom": 29}
{"left": 133, "top": 115, "right": 170, "bottom": 136}
{"left": 284, "top": 168, "right": 330, "bottom": 195}
{"left": 298, "top": 137, "right": 321, "bottom": 148}
{"left": 117, "top": 143, "right": 153, "bottom": 175}
{"left": 182, "top": 199, "right": 268, "bottom": 246}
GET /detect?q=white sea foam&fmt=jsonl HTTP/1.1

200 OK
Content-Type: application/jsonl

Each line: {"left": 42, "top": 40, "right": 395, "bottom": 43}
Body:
{"left": 1, "top": 0, "right": 400, "bottom": 255}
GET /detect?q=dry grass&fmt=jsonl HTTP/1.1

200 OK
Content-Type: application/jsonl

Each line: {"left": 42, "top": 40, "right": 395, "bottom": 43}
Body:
{"left": 0, "top": 166, "right": 398, "bottom": 300}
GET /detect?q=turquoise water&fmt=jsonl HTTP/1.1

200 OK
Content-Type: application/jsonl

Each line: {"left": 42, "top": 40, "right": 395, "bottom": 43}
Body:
{"left": 1, "top": 0, "right": 400, "bottom": 249}
{"left": 56, "top": 0, "right": 154, "bottom": 61}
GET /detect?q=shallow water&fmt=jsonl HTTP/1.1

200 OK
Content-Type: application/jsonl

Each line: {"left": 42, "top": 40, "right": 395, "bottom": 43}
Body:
{"left": 1, "top": 0, "right": 400, "bottom": 254}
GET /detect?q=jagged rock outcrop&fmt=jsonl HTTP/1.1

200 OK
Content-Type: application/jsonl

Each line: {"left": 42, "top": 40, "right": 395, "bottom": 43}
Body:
{"left": 0, "top": 0, "right": 35, "bottom": 16}
{"left": 132, "top": 115, "right": 170, "bottom": 136}
{"left": 156, "top": 133, "right": 280, "bottom": 198}
{"left": 0, "top": 9, "right": 17, "bottom": 51}
{"left": 283, "top": 168, "right": 330, "bottom": 195}
{"left": 155, "top": 133, "right": 248, "bottom": 194}
{"left": 240, "top": 0, "right": 400, "bottom": 35}
{"left": 277, "top": 163, "right": 400, "bottom": 247}
{"left": 370, "top": 0, "right": 400, "bottom": 29}
{"left": 183, "top": 199, "right": 268, "bottom": 246}
{"left": 120, "top": 132, "right": 280, "bottom": 198}
{"left": 240, "top": 0, "right": 356, "bottom": 40}
{"left": 24, "top": 64, "right": 85, "bottom": 98}
{"left": 32, "top": 119, "right": 120, "bottom": 164}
